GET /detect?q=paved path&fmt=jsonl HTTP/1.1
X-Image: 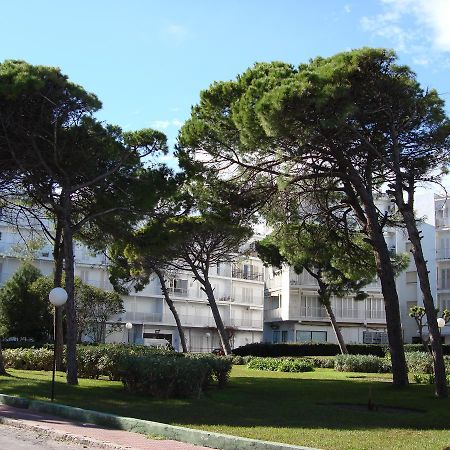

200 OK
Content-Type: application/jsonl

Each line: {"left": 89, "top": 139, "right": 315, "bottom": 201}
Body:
{"left": 0, "top": 404, "right": 213, "bottom": 450}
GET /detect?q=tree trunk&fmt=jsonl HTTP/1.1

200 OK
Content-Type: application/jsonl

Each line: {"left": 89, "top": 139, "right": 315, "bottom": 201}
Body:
{"left": 345, "top": 173, "right": 408, "bottom": 387}
{"left": 62, "top": 199, "right": 78, "bottom": 385}
{"left": 203, "top": 279, "right": 232, "bottom": 355}
{"left": 154, "top": 267, "right": 188, "bottom": 353}
{"left": 52, "top": 223, "right": 64, "bottom": 371}
{"left": 0, "top": 340, "right": 7, "bottom": 375}
{"left": 314, "top": 274, "right": 348, "bottom": 354}
{"left": 398, "top": 207, "right": 447, "bottom": 398}
{"left": 324, "top": 303, "right": 348, "bottom": 354}
{"left": 365, "top": 213, "right": 409, "bottom": 386}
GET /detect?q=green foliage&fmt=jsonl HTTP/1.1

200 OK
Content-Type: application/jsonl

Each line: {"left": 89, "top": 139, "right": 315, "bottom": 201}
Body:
{"left": 405, "top": 352, "right": 450, "bottom": 374}
{"left": 334, "top": 354, "right": 391, "bottom": 373}
{"left": 0, "top": 263, "right": 51, "bottom": 341}
{"left": 233, "top": 342, "right": 387, "bottom": 357}
{"left": 3, "top": 347, "right": 53, "bottom": 371}
{"left": 184, "top": 353, "right": 233, "bottom": 388}
{"left": 306, "top": 356, "right": 336, "bottom": 369}
{"left": 247, "top": 357, "right": 314, "bottom": 373}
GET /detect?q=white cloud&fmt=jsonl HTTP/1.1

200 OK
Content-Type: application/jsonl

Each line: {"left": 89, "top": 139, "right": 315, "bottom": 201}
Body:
{"left": 151, "top": 119, "right": 185, "bottom": 131}
{"left": 361, "top": 0, "right": 450, "bottom": 65}
{"left": 161, "top": 23, "right": 188, "bottom": 44}
{"left": 151, "top": 120, "right": 171, "bottom": 130}
{"left": 344, "top": 4, "right": 352, "bottom": 13}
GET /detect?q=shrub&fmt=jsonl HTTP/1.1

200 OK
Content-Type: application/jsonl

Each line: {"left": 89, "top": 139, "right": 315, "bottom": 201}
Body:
{"left": 118, "top": 355, "right": 211, "bottom": 398}
{"left": 247, "top": 357, "right": 314, "bottom": 373}
{"left": 405, "top": 352, "right": 450, "bottom": 375}
{"left": 306, "top": 356, "right": 336, "bottom": 369}
{"left": 335, "top": 354, "right": 391, "bottom": 373}
{"left": 3, "top": 347, "right": 53, "bottom": 371}
{"left": 184, "top": 354, "right": 233, "bottom": 388}
{"left": 233, "top": 342, "right": 387, "bottom": 357}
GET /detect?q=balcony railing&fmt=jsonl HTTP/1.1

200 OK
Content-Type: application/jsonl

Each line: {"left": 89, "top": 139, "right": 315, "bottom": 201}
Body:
{"left": 264, "top": 308, "right": 282, "bottom": 321}
{"left": 232, "top": 269, "right": 263, "bottom": 281}
{"left": 124, "top": 312, "right": 163, "bottom": 322}
{"left": 168, "top": 287, "right": 188, "bottom": 297}
{"left": 288, "top": 306, "right": 386, "bottom": 322}
{"left": 436, "top": 217, "right": 450, "bottom": 228}
{"left": 436, "top": 250, "right": 450, "bottom": 260}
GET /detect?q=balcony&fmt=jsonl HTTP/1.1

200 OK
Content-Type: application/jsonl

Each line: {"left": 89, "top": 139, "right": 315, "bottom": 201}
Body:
{"left": 287, "top": 306, "right": 385, "bottom": 323}
{"left": 167, "top": 287, "right": 188, "bottom": 297}
{"left": 264, "top": 308, "right": 282, "bottom": 321}
{"left": 232, "top": 269, "right": 263, "bottom": 282}
{"left": 163, "top": 314, "right": 262, "bottom": 329}
{"left": 436, "top": 250, "right": 450, "bottom": 260}
{"left": 123, "top": 311, "right": 163, "bottom": 322}
{"left": 436, "top": 217, "right": 450, "bottom": 228}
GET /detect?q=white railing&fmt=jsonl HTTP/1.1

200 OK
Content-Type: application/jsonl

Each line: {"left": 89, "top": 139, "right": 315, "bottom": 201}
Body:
{"left": 290, "top": 306, "right": 385, "bottom": 322}
{"left": 436, "top": 217, "right": 450, "bottom": 228}
{"left": 264, "top": 308, "right": 282, "bottom": 321}
{"left": 124, "top": 312, "right": 163, "bottom": 322}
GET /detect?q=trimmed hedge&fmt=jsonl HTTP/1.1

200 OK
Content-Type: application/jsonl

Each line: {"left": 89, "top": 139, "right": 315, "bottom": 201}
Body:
{"left": 247, "top": 357, "right": 314, "bottom": 373}
{"left": 2, "top": 345, "right": 233, "bottom": 397}
{"left": 3, "top": 347, "right": 54, "bottom": 371}
{"left": 335, "top": 354, "right": 391, "bottom": 373}
{"left": 233, "top": 342, "right": 388, "bottom": 357}
{"left": 118, "top": 355, "right": 212, "bottom": 398}
{"left": 405, "top": 352, "right": 450, "bottom": 374}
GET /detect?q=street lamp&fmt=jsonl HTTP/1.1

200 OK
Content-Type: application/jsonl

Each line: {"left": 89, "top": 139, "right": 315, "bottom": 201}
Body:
{"left": 437, "top": 317, "right": 446, "bottom": 332}
{"left": 49, "top": 287, "right": 68, "bottom": 403}
{"left": 205, "top": 332, "right": 211, "bottom": 352}
{"left": 125, "top": 322, "right": 133, "bottom": 344}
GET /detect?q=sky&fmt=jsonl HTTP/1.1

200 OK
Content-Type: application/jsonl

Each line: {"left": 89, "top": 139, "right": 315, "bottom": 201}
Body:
{"left": 1, "top": 0, "right": 450, "bottom": 169}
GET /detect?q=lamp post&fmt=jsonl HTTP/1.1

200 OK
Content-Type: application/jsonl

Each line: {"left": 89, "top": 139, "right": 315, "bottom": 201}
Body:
{"left": 205, "top": 332, "right": 211, "bottom": 352}
{"left": 125, "top": 322, "right": 133, "bottom": 344}
{"left": 49, "top": 287, "right": 68, "bottom": 402}
{"left": 437, "top": 317, "right": 446, "bottom": 335}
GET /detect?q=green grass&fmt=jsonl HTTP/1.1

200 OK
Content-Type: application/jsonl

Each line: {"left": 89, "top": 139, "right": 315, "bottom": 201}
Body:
{"left": 1, "top": 367, "right": 449, "bottom": 450}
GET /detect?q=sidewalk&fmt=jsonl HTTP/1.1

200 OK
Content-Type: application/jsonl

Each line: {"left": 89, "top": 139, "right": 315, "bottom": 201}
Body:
{"left": 0, "top": 404, "right": 213, "bottom": 450}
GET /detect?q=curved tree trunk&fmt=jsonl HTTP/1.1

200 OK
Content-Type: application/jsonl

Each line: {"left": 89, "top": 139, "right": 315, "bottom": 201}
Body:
{"left": 154, "top": 267, "right": 188, "bottom": 353}
{"left": 398, "top": 206, "right": 447, "bottom": 398}
{"left": 324, "top": 303, "right": 348, "bottom": 354}
{"left": 62, "top": 198, "right": 78, "bottom": 385}
{"left": 0, "top": 340, "right": 7, "bottom": 375}
{"left": 198, "top": 276, "right": 231, "bottom": 355}
{"left": 311, "top": 271, "right": 348, "bottom": 354}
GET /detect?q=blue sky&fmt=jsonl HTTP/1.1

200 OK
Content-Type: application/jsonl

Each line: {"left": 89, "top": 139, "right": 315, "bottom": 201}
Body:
{"left": 1, "top": 0, "right": 449, "bottom": 166}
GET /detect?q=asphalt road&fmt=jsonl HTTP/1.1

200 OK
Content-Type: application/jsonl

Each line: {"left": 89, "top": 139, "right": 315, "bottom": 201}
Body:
{"left": 0, "top": 423, "right": 106, "bottom": 449}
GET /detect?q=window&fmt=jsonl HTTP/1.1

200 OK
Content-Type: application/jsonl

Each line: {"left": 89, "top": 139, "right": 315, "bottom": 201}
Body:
{"left": 171, "top": 279, "right": 188, "bottom": 295}
{"left": 366, "top": 297, "right": 385, "bottom": 319}
{"left": 363, "top": 331, "right": 388, "bottom": 344}
{"left": 281, "top": 330, "right": 288, "bottom": 343}
{"left": 296, "top": 330, "right": 327, "bottom": 343}
{"left": 242, "top": 287, "right": 253, "bottom": 304}
{"left": 440, "top": 268, "right": 450, "bottom": 289}
{"left": 272, "top": 330, "right": 280, "bottom": 343}
{"left": 406, "top": 271, "right": 417, "bottom": 284}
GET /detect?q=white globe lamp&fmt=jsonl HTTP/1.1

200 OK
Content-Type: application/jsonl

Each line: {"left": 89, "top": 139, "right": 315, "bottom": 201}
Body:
{"left": 125, "top": 322, "right": 133, "bottom": 330}
{"left": 49, "top": 287, "right": 68, "bottom": 307}
{"left": 437, "top": 317, "right": 446, "bottom": 329}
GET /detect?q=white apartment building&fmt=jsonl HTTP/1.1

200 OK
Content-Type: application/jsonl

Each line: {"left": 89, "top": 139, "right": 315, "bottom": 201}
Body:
{"left": 0, "top": 214, "right": 264, "bottom": 351}
{"left": 263, "top": 265, "right": 387, "bottom": 345}
{"left": 106, "top": 258, "right": 264, "bottom": 351}
{"left": 263, "top": 192, "right": 450, "bottom": 346}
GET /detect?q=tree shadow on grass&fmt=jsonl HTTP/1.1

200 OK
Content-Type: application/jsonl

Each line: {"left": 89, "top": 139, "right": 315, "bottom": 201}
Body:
{"left": 1, "top": 372, "right": 449, "bottom": 433}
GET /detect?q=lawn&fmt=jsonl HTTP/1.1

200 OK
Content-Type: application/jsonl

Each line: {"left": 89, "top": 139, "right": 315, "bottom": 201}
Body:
{"left": 0, "top": 366, "right": 449, "bottom": 450}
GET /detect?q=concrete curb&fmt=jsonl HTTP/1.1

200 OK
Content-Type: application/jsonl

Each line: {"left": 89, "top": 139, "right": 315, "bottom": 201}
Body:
{"left": 0, "top": 416, "right": 126, "bottom": 449}
{"left": 0, "top": 393, "right": 320, "bottom": 450}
